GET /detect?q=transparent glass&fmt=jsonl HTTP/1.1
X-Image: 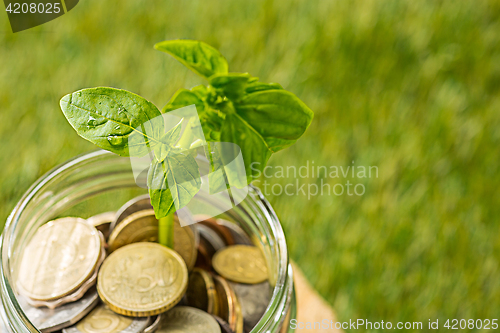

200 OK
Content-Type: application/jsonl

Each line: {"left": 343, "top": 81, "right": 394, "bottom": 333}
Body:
{"left": 0, "top": 150, "right": 296, "bottom": 333}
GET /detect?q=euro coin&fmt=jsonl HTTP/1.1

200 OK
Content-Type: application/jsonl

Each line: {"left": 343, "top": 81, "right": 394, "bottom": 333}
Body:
{"left": 108, "top": 209, "right": 197, "bottom": 270}
{"left": 86, "top": 212, "right": 115, "bottom": 239}
{"left": 18, "top": 217, "right": 102, "bottom": 301}
{"left": 215, "top": 219, "right": 252, "bottom": 245}
{"left": 107, "top": 210, "right": 158, "bottom": 252}
{"left": 196, "top": 224, "right": 226, "bottom": 252}
{"left": 194, "top": 224, "right": 227, "bottom": 271}
{"left": 212, "top": 245, "right": 268, "bottom": 284}
{"left": 0, "top": 311, "right": 8, "bottom": 333}
{"left": 213, "top": 316, "right": 235, "bottom": 333}
{"left": 25, "top": 232, "right": 106, "bottom": 309}
{"left": 173, "top": 217, "right": 198, "bottom": 271}
{"left": 234, "top": 295, "right": 244, "bottom": 333}
{"left": 62, "top": 304, "right": 149, "bottom": 333}
{"left": 213, "top": 276, "right": 243, "bottom": 333}
{"left": 229, "top": 282, "right": 271, "bottom": 332}
{"left": 186, "top": 268, "right": 218, "bottom": 314}
{"left": 20, "top": 286, "right": 99, "bottom": 333}
{"left": 110, "top": 194, "right": 152, "bottom": 231}
{"left": 144, "top": 315, "right": 162, "bottom": 333}
{"left": 157, "top": 306, "right": 221, "bottom": 333}
{"left": 194, "top": 236, "right": 214, "bottom": 271}
{"left": 97, "top": 242, "right": 188, "bottom": 317}
{"left": 195, "top": 215, "right": 234, "bottom": 246}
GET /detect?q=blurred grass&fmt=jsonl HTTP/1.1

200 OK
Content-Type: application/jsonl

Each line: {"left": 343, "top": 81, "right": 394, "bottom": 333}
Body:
{"left": 1, "top": 0, "right": 500, "bottom": 330}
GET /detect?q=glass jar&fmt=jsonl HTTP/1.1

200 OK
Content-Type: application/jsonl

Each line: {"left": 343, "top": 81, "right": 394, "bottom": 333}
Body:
{"left": 0, "top": 150, "right": 296, "bottom": 333}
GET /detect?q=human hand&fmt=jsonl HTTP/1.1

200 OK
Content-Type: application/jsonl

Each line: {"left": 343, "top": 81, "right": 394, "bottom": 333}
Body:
{"left": 293, "top": 263, "right": 342, "bottom": 332}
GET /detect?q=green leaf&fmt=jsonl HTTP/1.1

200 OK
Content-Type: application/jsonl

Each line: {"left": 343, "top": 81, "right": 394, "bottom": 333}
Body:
{"left": 220, "top": 113, "right": 272, "bottom": 182}
{"left": 248, "top": 76, "right": 259, "bottom": 84}
{"left": 209, "top": 73, "right": 251, "bottom": 101}
{"left": 215, "top": 89, "right": 313, "bottom": 181}
{"left": 154, "top": 120, "right": 183, "bottom": 162}
{"left": 162, "top": 87, "right": 224, "bottom": 143}
{"left": 199, "top": 108, "right": 224, "bottom": 142}
{"left": 60, "top": 87, "right": 163, "bottom": 157}
{"left": 162, "top": 89, "right": 205, "bottom": 114}
{"left": 205, "top": 142, "right": 248, "bottom": 194}
{"left": 191, "top": 85, "right": 209, "bottom": 99}
{"left": 234, "top": 90, "right": 313, "bottom": 152}
{"left": 155, "top": 40, "right": 228, "bottom": 79}
{"left": 245, "top": 81, "right": 283, "bottom": 94}
{"left": 161, "top": 119, "right": 183, "bottom": 145}
{"left": 205, "top": 143, "right": 229, "bottom": 194}
{"left": 148, "top": 160, "right": 175, "bottom": 218}
{"left": 207, "top": 170, "right": 228, "bottom": 194}
{"left": 148, "top": 150, "right": 202, "bottom": 219}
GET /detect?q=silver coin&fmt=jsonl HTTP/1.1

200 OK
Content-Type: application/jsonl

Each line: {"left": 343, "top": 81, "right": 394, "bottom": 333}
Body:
{"left": 158, "top": 306, "right": 220, "bottom": 333}
{"left": 196, "top": 224, "right": 226, "bottom": 252}
{"left": 19, "top": 286, "right": 99, "bottom": 332}
{"left": 110, "top": 195, "right": 152, "bottom": 232}
{"left": 62, "top": 304, "right": 149, "bottom": 333}
{"left": 177, "top": 294, "right": 189, "bottom": 306}
{"left": 0, "top": 306, "right": 9, "bottom": 333}
{"left": 216, "top": 220, "right": 252, "bottom": 245}
{"left": 87, "top": 211, "right": 115, "bottom": 239}
{"left": 213, "top": 316, "right": 234, "bottom": 333}
{"left": 144, "top": 315, "right": 162, "bottom": 333}
{"left": 0, "top": 319, "right": 7, "bottom": 333}
{"left": 24, "top": 232, "right": 106, "bottom": 309}
{"left": 229, "top": 282, "right": 271, "bottom": 333}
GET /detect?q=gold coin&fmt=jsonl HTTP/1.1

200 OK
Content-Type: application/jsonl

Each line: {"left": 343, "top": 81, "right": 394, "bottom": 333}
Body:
{"left": 97, "top": 242, "right": 188, "bottom": 317}
{"left": 107, "top": 209, "right": 197, "bottom": 270}
{"left": 107, "top": 210, "right": 158, "bottom": 252}
{"left": 86, "top": 212, "right": 115, "bottom": 239}
{"left": 194, "top": 236, "right": 213, "bottom": 271}
{"left": 157, "top": 306, "right": 221, "bottom": 333}
{"left": 233, "top": 294, "right": 244, "bottom": 333}
{"left": 213, "top": 275, "right": 243, "bottom": 333}
{"left": 215, "top": 219, "right": 252, "bottom": 245}
{"left": 110, "top": 194, "right": 152, "bottom": 231}
{"left": 212, "top": 245, "right": 268, "bottom": 284}
{"left": 18, "top": 217, "right": 102, "bottom": 301}
{"left": 186, "top": 268, "right": 218, "bottom": 315}
{"left": 63, "top": 304, "right": 150, "bottom": 333}
{"left": 173, "top": 216, "right": 198, "bottom": 271}
{"left": 195, "top": 215, "right": 234, "bottom": 245}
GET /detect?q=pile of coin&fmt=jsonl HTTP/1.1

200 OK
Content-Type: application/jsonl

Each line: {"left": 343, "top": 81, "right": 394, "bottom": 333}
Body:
{"left": 16, "top": 195, "right": 272, "bottom": 333}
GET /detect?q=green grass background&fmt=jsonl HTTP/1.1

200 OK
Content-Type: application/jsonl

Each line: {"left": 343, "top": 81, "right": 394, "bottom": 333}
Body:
{"left": 1, "top": 0, "right": 500, "bottom": 331}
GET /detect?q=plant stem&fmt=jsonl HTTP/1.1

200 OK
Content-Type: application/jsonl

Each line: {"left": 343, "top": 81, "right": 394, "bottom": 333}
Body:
{"left": 157, "top": 118, "right": 196, "bottom": 249}
{"left": 158, "top": 119, "right": 196, "bottom": 249}
{"left": 158, "top": 214, "right": 174, "bottom": 248}
{"left": 177, "top": 117, "right": 196, "bottom": 149}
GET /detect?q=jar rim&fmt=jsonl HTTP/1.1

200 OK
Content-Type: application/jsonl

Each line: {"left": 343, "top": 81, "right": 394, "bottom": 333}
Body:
{"left": 1, "top": 150, "right": 293, "bottom": 333}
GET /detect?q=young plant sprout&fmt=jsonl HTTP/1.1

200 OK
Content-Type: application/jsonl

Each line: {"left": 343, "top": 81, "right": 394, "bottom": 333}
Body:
{"left": 60, "top": 39, "right": 313, "bottom": 248}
